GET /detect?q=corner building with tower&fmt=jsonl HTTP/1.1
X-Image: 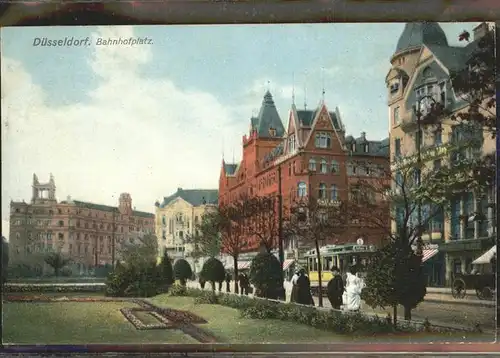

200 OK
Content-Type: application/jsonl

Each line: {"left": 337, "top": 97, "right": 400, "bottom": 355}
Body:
{"left": 386, "top": 22, "right": 496, "bottom": 286}
{"left": 9, "top": 174, "right": 155, "bottom": 275}
{"left": 219, "top": 91, "right": 390, "bottom": 266}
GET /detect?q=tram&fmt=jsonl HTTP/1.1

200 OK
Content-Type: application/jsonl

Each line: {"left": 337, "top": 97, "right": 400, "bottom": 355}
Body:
{"left": 304, "top": 243, "right": 377, "bottom": 295}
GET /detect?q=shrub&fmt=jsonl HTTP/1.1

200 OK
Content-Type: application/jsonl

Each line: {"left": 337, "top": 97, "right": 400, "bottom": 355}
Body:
{"left": 173, "top": 259, "right": 193, "bottom": 286}
{"left": 168, "top": 284, "right": 187, "bottom": 297}
{"left": 60, "top": 267, "right": 73, "bottom": 277}
{"left": 159, "top": 251, "right": 174, "bottom": 286}
{"left": 249, "top": 252, "right": 282, "bottom": 299}
{"left": 194, "top": 290, "right": 219, "bottom": 304}
{"left": 105, "top": 260, "right": 162, "bottom": 297}
{"left": 200, "top": 257, "right": 225, "bottom": 289}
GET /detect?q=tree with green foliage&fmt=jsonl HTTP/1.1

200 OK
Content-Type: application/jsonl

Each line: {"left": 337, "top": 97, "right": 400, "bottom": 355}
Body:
{"left": 413, "top": 24, "right": 495, "bottom": 207}
{"left": 44, "top": 251, "right": 71, "bottom": 277}
{"left": 158, "top": 250, "right": 174, "bottom": 286}
{"left": 173, "top": 258, "right": 193, "bottom": 286}
{"left": 186, "top": 209, "right": 223, "bottom": 259}
{"left": 200, "top": 257, "right": 226, "bottom": 291}
{"left": 118, "top": 233, "right": 159, "bottom": 268}
{"left": 285, "top": 196, "right": 350, "bottom": 307}
{"left": 249, "top": 251, "right": 282, "bottom": 299}
{"left": 362, "top": 229, "right": 427, "bottom": 324}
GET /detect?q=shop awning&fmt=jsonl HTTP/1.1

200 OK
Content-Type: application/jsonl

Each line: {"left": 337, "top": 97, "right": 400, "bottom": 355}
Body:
{"left": 225, "top": 261, "right": 251, "bottom": 270}
{"left": 472, "top": 245, "right": 496, "bottom": 265}
{"left": 283, "top": 259, "right": 295, "bottom": 271}
{"left": 422, "top": 249, "right": 439, "bottom": 263}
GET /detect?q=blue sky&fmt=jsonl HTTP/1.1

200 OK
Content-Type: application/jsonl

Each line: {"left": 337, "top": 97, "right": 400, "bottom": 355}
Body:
{"left": 1, "top": 23, "right": 479, "bottom": 236}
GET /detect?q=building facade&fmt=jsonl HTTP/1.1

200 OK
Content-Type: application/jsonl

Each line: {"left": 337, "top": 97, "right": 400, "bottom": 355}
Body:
{"left": 9, "top": 174, "right": 155, "bottom": 275}
{"left": 387, "top": 22, "right": 496, "bottom": 286}
{"left": 154, "top": 188, "right": 218, "bottom": 272}
{"left": 219, "top": 91, "right": 390, "bottom": 258}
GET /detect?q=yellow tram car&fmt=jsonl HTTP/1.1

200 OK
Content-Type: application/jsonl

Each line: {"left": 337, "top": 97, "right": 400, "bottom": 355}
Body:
{"left": 304, "top": 243, "right": 377, "bottom": 294}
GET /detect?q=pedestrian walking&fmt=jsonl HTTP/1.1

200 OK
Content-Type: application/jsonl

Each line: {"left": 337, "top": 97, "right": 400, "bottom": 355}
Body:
{"left": 327, "top": 266, "right": 344, "bottom": 310}
{"left": 343, "top": 266, "right": 363, "bottom": 312}
{"left": 225, "top": 271, "right": 231, "bottom": 292}
{"left": 296, "top": 269, "right": 314, "bottom": 306}
{"left": 290, "top": 270, "right": 300, "bottom": 303}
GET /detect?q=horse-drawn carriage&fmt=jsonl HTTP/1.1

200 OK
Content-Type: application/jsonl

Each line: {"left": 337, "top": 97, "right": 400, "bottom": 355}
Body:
{"left": 451, "top": 246, "right": 496, "bottom": 301}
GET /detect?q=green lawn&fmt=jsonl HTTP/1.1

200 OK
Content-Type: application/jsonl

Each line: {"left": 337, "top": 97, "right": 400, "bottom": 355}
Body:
{"left": 149, "top": 295, "right": 352, "bottom": 344}
{"left": 3, "top": 301, "right": 198, "bottom": 344}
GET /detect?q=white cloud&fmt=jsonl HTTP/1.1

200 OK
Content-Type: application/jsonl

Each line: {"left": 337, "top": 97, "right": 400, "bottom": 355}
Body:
{"left": 1, "top": 26, "right": 249, "bottom": 220}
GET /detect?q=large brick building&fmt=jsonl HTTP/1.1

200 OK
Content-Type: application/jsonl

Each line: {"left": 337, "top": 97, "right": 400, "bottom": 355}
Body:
{"left": 219, "top": 91, "right": 390, "bottom": 257}
{"left": 9, "top": 174, "right": 155, "bottom": 275}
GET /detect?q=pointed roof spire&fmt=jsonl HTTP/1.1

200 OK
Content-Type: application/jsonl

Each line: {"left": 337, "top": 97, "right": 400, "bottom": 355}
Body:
{"left": 321, "top": 67, "right": 326, "bottom": 103}
{"left": 256, "top": 91, "right": 285, "bottom": 138}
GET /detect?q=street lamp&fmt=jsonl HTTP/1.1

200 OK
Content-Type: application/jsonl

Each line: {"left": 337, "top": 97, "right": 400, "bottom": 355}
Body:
{"left": 413, "top": 94, "right": 437, "bottom": 257}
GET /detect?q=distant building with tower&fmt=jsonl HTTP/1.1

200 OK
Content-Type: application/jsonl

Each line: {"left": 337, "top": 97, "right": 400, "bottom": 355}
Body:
{"left": 154, "top": 188, "right": 218, "bottom": 272}
{"left": 9, "top": 173, "right": 155, "bottom": 276}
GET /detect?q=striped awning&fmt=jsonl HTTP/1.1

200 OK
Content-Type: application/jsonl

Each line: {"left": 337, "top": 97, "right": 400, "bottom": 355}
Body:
{"left": 226, "top": 261, "right": 251, "bottom": 270}
{"left": 283, "top": 259, "right": 295, "bottom": 271}
{"left": 422, "top": 249, "right": 439, "bottom": 263}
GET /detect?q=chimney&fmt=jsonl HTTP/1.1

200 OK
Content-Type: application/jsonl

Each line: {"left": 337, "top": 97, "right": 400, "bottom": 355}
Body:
{"left": 473, "top": 22, "right": 489, "bottom": 41}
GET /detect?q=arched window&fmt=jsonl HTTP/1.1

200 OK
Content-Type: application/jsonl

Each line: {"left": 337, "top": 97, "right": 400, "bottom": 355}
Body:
{"left": 331, "top": 160, "right": 339, "bottom": 173}
{"left": 297, "top": 182, "right": 307, "bottom": 197}
{"left": 422, "top": 66, "right": 432, "bottom": 78}
{"left": 331, "top": 185, "right": 338, "bottom": 201}
{"left": 318, "top": 183, "right": 327, "bottom": 199}
{"left": 308, "top": 158, "right": 316, "bottom": 171}
{"left": 320, "top": 159, "right": 327, "bottom": 173}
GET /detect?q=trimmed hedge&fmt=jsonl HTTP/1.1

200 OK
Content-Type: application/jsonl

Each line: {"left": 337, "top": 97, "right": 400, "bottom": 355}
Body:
{"left": 170, "top": 288, "right": 418, "bottom": 335}
{"left": 4, "top": 283, "right": 106, "bottom": 293}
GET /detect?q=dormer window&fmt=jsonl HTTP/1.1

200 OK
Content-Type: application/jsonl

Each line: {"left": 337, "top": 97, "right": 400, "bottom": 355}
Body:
{"left": 315, "top": 132, "right": 331, "bottom": 149}
{"left": 269, "top": 127, "right": 277, "bottom": 137}
{"left": 288, "top": 134, "right": 296, "bottom": 153}
{"left": 390, "top": 82, "right": 399, "bottom": 94}
{"left": 351, "top": 142, "right": 356, "bottom": 152}
{"left": 363, "top": 143, "right": 369, "bottom": 153}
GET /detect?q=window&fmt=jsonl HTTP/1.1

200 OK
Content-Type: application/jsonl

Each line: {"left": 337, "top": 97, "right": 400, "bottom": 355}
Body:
{"left": 347, "top": 162, "right": 357, "bottom": 176}
{"left": 439, "top": 81, "right": 447, "bottom": 104}
{"left": 315, "top": 132, "right": 331, "bottom": 149}
{"left": 434, "top": 129, "right": 442, "bottom": 145}
{"left": 415, "top": 130, "right": 423, "bottom": 148}
{"left": 394, "top": 138, "right": 401, "bottom": 158}
{"left": 363, "top": 143, "right": 369, "bottom": 153}
{"left": 318, "top": 183, "right": 327, "bottom": 199}
{"left": 330, "top": 160, "right": 339, "bottom": 174}
{"left": 433, "top": 160, "right": 441, "bottom": 171}
{"left": 330, "top": 185, "right": 338, "bottom": 201}
{"left": 308, "top": 158, "right": 316, "bottom": 171}
{"left": 288, "top": 134, "right": 296, "bottom": 153}
{"left": 297, "top": 182, "right": 307, "bottom": 197}
{"left": 320, "top": 159, "right": 327, "bottom": 173}
{"left": 393, "top": 106, "right": 400, "bottom": 125}
{"left": 58, "top": 220, "right": 64, "bottom": 227}
{"left": 58, "top": 233, "right": 64, "bottom": 240}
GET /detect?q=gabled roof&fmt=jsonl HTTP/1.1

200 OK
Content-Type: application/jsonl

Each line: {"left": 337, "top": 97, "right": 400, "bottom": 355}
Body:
{"left": 426, "top": 40, "right": 478, "bottom": 73}
{"left": 345, "top": 135, "right": 390, "bottom": 158}
{"left": 295, "top": 109, "right": 342, "bottom": 130}
{"left": 255, "top": 91, "right": 285, "bottom": 138}
{"left": 160, "top": 188, "right": 218, "bottom": 208}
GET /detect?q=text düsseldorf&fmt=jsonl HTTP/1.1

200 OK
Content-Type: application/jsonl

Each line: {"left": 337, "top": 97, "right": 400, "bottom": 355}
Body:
{"left": 33, "top": 37, "right": 91, "bottom": 47}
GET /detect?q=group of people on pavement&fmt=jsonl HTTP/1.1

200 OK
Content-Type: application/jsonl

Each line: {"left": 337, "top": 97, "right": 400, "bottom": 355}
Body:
{"left": 198, "top": 271, "right": 251, "bottom": 294}
{"left": 289, "top": 265, "right": 365, "bottom": 311}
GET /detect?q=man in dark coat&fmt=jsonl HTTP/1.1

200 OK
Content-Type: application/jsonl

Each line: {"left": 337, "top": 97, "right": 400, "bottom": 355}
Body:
{"left": 238, "top": 272, "right": 249, "bottom": 295}
{"left": 296, "top": 269, "right": 315, "bottom": 306}
{"left": 199, "top": 276, "right": 206, "bottom": 290}
{"left": 327, "top": 266, "right": 344, "bottom": 310}
{"left": 225, "top": 271, "right": 231, "bottom": 292}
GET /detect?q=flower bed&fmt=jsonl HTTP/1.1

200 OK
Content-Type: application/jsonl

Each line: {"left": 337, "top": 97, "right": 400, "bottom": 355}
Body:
{"left": 120, "top": 308, "right": 174, "bottom": 330}
{"left": 4, "top": 283, "right": 106, "bottom": 293}
{"left": 5, "top": 295, "right": 123, "bottom": 303}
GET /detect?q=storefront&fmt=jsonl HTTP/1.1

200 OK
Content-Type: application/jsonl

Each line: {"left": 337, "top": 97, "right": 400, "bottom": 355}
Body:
{"left": 420, "top": 244, "right": 445, "bottom": 287}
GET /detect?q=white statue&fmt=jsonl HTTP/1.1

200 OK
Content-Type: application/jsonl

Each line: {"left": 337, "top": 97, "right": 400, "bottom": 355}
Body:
{"left": 342, "top": 271, "right": 363, "bottom": 311}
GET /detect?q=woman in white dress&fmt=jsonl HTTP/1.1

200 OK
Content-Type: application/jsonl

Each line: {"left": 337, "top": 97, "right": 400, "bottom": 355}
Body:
{"left": 343, "top": 268, "right": 363, "bottom": 311}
